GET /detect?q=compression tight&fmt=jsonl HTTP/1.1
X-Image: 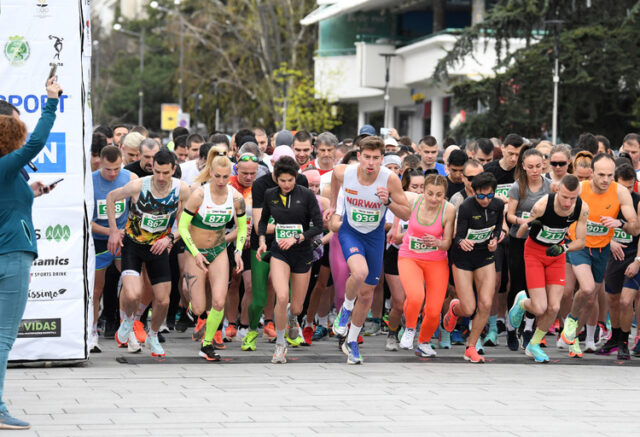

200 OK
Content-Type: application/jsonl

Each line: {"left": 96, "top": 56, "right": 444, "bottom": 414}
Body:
{"left": 398, "top": 257, "right": 449, "bottom": 343}
{"left": 329, "top": 233, "right": 350, "bottom": 310}
{"left": 248, "top": 249, "right": 270, "bottom": 330}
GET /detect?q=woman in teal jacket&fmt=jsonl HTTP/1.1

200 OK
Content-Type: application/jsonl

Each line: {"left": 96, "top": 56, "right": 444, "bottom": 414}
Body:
{"left": 0, "top": 78, "right": 62, "bottom": 430}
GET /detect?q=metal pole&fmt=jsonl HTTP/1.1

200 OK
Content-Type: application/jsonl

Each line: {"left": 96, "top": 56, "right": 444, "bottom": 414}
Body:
{"left": 139, "top": 29, "right": 145, "bottom": 126}
{"left": 552, "top": 56, "right": 559, "bottom": 145}
{"left": 380, "top": 53, "right": 396, "bottom": 129}
{"left": 214, "top": 81, "right": 220, "bottom": 131}
{"left": 179, "top": 15, "right": 184, "bottom": 111}
{"left": 282, "top": 82, "right": 287, "bottom": 130}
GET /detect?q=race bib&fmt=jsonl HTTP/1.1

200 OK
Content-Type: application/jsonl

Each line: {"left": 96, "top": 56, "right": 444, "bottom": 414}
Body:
{"left": 202, "top": 207, "right": 233, "bottom": 226}
{"left": 466, "top": 226, "right": 495, "bottom": 243}
{"left": 586, "top": 220, "right": 609, "bottom": 236}
{"left": 140, "top": 213, "right": 170, "bottom": 233}
{"left": 351, "top": 207, "right": 381, "bottom": 226}
{"left": 409, "top": 236, "right": 437, "bottom": 253}
{"left": 275, "top": 224, "right": 303, "bottom": 242}
{"left": 536, "top": 226, "right": 567, "bottom": 245}
{"left": 495, "top": 184, "right": 511, "bottom": 198}
{"left": 96, "top": 199, "right": 125, "bottom": 220}
{"left": 520, "top": 211, "right": 531, "bottom": 219}
{"left": 613, "top": 227, "right": 633, "bottom": 244}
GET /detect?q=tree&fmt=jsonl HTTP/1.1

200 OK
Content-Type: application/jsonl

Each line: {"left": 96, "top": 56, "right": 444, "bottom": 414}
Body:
{"left": 435, "top": 0, "right": 640, "bottom": 146}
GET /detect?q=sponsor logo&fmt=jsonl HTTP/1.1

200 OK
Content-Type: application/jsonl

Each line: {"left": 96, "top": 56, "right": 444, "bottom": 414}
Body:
{"left": 32, "top": 256, "right": 69, "bottom": 266}
{"left": 349, "top": 247, "right": 358, "bottom": 253}
{"left": 345, "top": 196, "right": 381, "bottom": 209}
{"left": 0, "top": 95, "right": 68, "bottom": 114}
{"left": 4, "top": 35, "right": 30, "bottom": 66}
{"left": 36, "top": 1, "right": 50, "bottom": 18}
{"left": 18, "top": 318, "right": 61, "bottom": 338}
{"left": 28, "top": 132, "right": 66, "bottom": 173}
{"left": 49, "top": 34, "right": 63, "bottom": 65}
{"left": 345, "top": 188, "right": 358, "bottom": 195}
{"left": 29, "top": 288, "right": 67, "bottom": 300}
{"left": 45, "top": 224, "right": 71, "bottom": 242}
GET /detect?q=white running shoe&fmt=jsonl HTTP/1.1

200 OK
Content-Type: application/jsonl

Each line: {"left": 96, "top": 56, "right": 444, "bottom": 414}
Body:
{"left": 385, "top": 334, "right": 399, "bottom": 351}
{"left": 127, "top": 331, "right": 142, "bottom": 353}
{"left": 556, "top": 336, "right": 568, "bottom": 350}
{"left": 145, "top": 334, "right": 165, "bottom": 357}
{"left": 89, "top": 333, "right": 102, "bottom": 353}
{"left": 399, "top": 328, "right": 416, "bottom": 350}
{"left": 159, "top": 320, "right": 170, "bottom": 334}
{"left": 584, "top": 340, "right": 597, "bottom": 353}
{"left": 415, "top": 342, "right": 437, "bottom": 358}
{"left": 271, "top": 343, "right": 287, "bottom": 364}
{"left": 237, "top": 326, "right": 249, "bottom": 341}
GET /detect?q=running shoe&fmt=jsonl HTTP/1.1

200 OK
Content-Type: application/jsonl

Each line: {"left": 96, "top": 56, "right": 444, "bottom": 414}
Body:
{"left": 475, "top": 338, "right": 485, "bottom": 355}
{"left": 312, "top": 325, "right": 328, "bottom": 341}
{"left": 597, "top": 321, "right": 610, "bottom": 344}
{"left": 192, "top": 318, "right": 206, "bottom": 342}
{"left": 561, "top": 317, "right": 578, "bottom": 345}
{"left": 556, "top": 334, "right": 568, "bottom": 350}
{"left": 540, "top": 337, "right": 547, "bottom": 347}
{"left": 595, "top": 336, "right": 618, "bottom": 355}
{"left": 618, "top": 341, "right": 631, "bottom": 360}
{"left": 442, "top": 299, "right": 460, "bottom": 332}
{"left": 115, "top": 318, "right": 134, "bottom": 346}
{"left": 568, "top": 339, "right": 583, "bottom": 358}
{"left": 483, "top": 329, "right": 498, "bottom": 347}
{"left": 285, "top": 332, "right": 305, "bottom": 347}
{"left": 399, "top": 328, "right": 415, "bottom": 350}
{"left": 633, "top": 336, "right": 640, "bottom": 357}
{"left": 332, "top": 306, "right": 352, "bottom": 337}
{"left": 199, "top": 343, "right": 221, "bottom": 361}
{"left": 342, "top": 340, "right": 363, "bottom": 365}
{"left": 224, "top": 323, "right": 238, "bottom": 341}
{"left": 241, "top": 330, "right": 258, "bottom": 351}
{"left": 385, "top": 333, "right": 400, "bottom": 351}
{"left": 271, "top": 343, "right": 287, "bottom": 364}
{"left": 497, "top": 319, "right": 507, "bottom": 336}
{"left": 159, "top": 320, "right": 170, "bottom": 334}
{"left": 439, "top": 329, "right": 451, "bottom": 349}
{"left": 363, "top": 318, "right": 381, "bottom": 336}
{"left": 145, "top": 334, "right": 165, "bottom": 357}
{"left": 0, "top": 409, "right": 30, "bottom": 430}
{"left": 127, "top": 331, "right": 142, "bottom": 353}
{"left": 583, "top": 340, "right": 597, "bottom": 353}
{"left": 287, "top": 320, "right": 301, "bottom": 341}
{"left": 89, "top": 332, "right": 102, "bottom": 353}
{"left": 508, "top": 290, "right": 527, "bottom": 329}
{"left": 507, "top": 330, "right": 519, "bottom": 351}
{"left": 262, "top": 321, "right": 276, "bottom": 340}
{"left": 214, "top": 331, "right": 226, "bottom": 349}
{"left": 415, "top": 342, "right": 437, "bottom": 358}
{"left": 302, "top": 326, "right": 314, "bottom": 345}
{"left": 133, "top": 320, "right": 147, "bottom": 343}
{"left": 174, "top": 308, "right": 193, "bottom": 333}
{"left": 358, "top": 334, "right": 364, "bottom": 344}
{"left": 464, "top": 346, "right": 485, "bottom": 363}
{"left": 525, "top": 343, "right": 549, "bottom": 363}
{"left": 548, "top": 319, "right": 560, "bottom": 335}
{"left": 104, "top": 319, "right": 118, "bottom": 339}
{"left": 451, "top": 329, "right": 465, "bottom": 345}
{"left": 522, "top": 330, "right": 533, "bottom": 350}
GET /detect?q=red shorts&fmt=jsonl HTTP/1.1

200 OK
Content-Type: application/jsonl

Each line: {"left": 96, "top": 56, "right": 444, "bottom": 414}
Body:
{"left": 524, "top": 238, "right": 566, "bottom": 289}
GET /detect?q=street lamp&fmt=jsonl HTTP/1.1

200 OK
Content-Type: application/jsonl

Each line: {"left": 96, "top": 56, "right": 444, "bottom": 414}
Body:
{"left": 150, "top": 0, "right": 184, "bottom": 111}
{"left": 545, "top": 19, "right": 564, "bottom": 145}
{"left": 380, "top": 53, "right": 396, "bottom": 130}
{"left": 113, "top": 23, "right": 145, "bottom": 126}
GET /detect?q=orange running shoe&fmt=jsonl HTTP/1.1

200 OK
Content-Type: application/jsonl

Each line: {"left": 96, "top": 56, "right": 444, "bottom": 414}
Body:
{"left": 193, "top": 318, "right": 206, "bottom": 342}
{"left": 214, "top": 330, "right": 226, "bottom": 349}
{"left": 442, "top": 299, "right": 460, "bottom": 333}
{"left": 302, "top": 326, "right": 314, "bottom": 345}
{"left": 263, "top": 321, "right": 277, "bottom": 340}
{"left": 464, "top": 346, "right": 485, "bottom": 363}
{"left": 225, "top": 323, "right": 237, "bottom": 341}
{"left": 540, "top": 337, "right": 547, "bottom": 348}
{"left": 133, "top": 320, "right": 147, "bottom": 344}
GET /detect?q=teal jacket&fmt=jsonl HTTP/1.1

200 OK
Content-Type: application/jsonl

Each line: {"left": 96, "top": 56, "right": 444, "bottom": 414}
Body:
{"left": 0, "top": 98, "right": 58, "bottom": 257}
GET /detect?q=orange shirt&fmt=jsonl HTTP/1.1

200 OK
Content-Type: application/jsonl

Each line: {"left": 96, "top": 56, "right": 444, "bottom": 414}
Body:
{"left": 569, "top": 180, "right": 619, "bottom": 248}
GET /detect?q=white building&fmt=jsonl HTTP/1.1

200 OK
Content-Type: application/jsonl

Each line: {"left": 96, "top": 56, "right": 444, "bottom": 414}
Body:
{"left": 302, "top": 0, "right": 525, "bottom": 143}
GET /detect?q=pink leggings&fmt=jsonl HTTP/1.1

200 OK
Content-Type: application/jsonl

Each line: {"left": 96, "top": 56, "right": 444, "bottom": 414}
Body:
{"left": 329, "top": 232, "right": 350, "bottom": 310}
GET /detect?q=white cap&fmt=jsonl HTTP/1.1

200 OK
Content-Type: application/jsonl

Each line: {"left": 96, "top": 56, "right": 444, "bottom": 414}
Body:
{"left": 384, "top": 137, "right": 398, "bottom": 147}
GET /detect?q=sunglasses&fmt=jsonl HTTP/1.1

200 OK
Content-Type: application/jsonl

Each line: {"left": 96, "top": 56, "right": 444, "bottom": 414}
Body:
{"left": 238, "top": 154, "right": 259, "bottom": 162}
{"left": 550, "top": 161, "right": 568, "bottom": 167}
{"left": 476, "top": 192, "right": 495, "bottom": 200}
{"left": 542, "top": 154, "right": 549, "bottom": 159}
{"left": 464, "top": 174, "right": 475, "bottom": 182}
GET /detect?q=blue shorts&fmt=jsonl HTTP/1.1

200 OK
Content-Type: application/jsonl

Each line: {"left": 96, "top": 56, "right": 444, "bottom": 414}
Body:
{"left": 94, "top": 238, "right": 120, "bottom": 270}
{"left": 338, "top": 219, "right": 384, "bottom": 286}
{"left": 566, "top": 244, "right": 610, "bottom": 284}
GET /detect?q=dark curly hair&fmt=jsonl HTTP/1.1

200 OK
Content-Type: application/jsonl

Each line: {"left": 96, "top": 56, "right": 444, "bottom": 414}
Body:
{"left": 0, "top": 115, "right": 27, "bottom": 158}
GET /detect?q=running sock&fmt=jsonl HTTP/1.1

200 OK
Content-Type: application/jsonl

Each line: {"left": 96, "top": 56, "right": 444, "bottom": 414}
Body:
{"left": 612, "top": 327, "right": 621, "bottom": 342}
{"left": 149, "top": 329, "right": 158, "bottom": 337}
{"left": 347, "top": 324, "right": 362, "bottom": 343}
{"left": 120, "top": 309, "right": 127, "bottom": 321}
{"left": 488, "top": 315, "right": 497, "bottom": 332}
{"left": 620, "top": 330, "right": 630, "bottom": 344}
{"left": 343, "top": 297, "right": 355, "bottom": 311}
{"left": 530, "top": 328, "right": 546, "bottom": 346}
{"left": 276, "top": 329, "right": 285, "bottom": 345}
{"left": 524, "top": 316, "right": 535, "bottom": 332}
{"left": 135, "top": 302, "right": 147, "bottom": 321}
{"left": 318, "top": 315, "right": 328, "bottom": 327}
{"left": 203, "top": 308, "right": 224, "bottom": 346}
{"left": 586, "top": 324, "right": 596, "bottom": 343}
{"left": 388, "top": 328, "right": 398, "bottom": 339}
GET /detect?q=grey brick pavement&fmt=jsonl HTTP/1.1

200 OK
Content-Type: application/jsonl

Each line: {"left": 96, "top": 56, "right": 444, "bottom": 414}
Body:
{"left": 4, "top": 330, "right": 640, "bottom": 436}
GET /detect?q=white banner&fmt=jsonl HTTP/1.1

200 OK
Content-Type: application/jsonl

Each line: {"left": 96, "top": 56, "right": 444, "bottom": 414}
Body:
{"left": 2, "top": 0, "right": 93, "bottom": 361}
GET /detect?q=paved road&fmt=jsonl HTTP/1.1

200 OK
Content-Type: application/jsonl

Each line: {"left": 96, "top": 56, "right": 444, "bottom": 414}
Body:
{"left": 5, "top": 330, "right": 640, "bottom": 436}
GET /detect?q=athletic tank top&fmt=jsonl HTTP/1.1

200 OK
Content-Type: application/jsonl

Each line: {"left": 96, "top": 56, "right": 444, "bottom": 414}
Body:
{"left": 612, "top": 191, "right": 640, "bottom": 250}
{"left": 125, "top": 176, "right": 181, "bottom": 244}
{"left": 399, "top": 197, "right": 447, "bottom": 261}
{"left": 342, "top": 163, "right": 392, "bottom": 234}
{"left": 191, "top": 184, "right": 236, "bottom": 230}
{"left": 529, "top": 193, "right": 582, "bottom": 247}
{"left": 569, "top": 180, "right": 619, "bottom": 248}
{"left": 92, "top": 168, "right": 131, "bottom": 240}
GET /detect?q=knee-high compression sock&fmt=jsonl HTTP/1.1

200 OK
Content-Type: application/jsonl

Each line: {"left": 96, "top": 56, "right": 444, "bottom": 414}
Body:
{"left": 530, "top": 328, "right": 546, "bottom": 346}
{"left": 203, "top": 308, "right": 224, "bottom": 346}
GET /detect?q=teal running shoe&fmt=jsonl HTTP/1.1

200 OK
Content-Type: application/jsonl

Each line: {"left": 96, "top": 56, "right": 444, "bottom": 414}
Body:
{"left": 508, "top": 290, "right": 527, "bottom": 329}
{"left": 525, "top": 343, "right": 549, "bottom": 363}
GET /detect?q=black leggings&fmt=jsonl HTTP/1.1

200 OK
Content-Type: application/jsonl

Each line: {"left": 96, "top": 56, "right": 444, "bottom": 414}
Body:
{"left": 507, "top": 236, "right": 534, "bottom": 320}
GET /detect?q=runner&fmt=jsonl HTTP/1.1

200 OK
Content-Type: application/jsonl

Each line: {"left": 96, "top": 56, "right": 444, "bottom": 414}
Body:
{"left": 560, "top": 153, "right": 639, "bottom": 358}
{"left": 177, "top": 147, "right": 247, "bottom": 361}
{"left": 508, "top": 174, "right": 588, "bottom": 362}
{"left": 90, "top": 146, "right": 137, "bottom": 353}
{"left": 396, "top": 174, "right": 455, "bottom": 357}
{"left": 442, "top": 172, "right": 506, "bottom": 363}
{"left": 545, "top": 145, "right": 572, "bottom": 183}
{"left": 107, "top": 149, "right": 191, "bottom": 357}
{"left": 597, "top": 163, "right": 640, "bottom": 359}
{"left": 256, "top": 157, "right": 323, "bottom": 363}
{"left": 326, "top": 136, "right": 411, "bottom": 364}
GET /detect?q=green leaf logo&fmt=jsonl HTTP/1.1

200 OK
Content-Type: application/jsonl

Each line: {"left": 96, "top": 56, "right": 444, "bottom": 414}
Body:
{"left": 45, "top": 224, "right": 70, "bottom": 242}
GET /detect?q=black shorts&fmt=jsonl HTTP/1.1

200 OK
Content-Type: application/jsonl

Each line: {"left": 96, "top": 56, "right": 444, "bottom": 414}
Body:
{"left": 271, "top": 248, "right": 313, "bottom": 274}
{"left": 121, "top": 236, "right": 172, "bottom": 285}
{"left": 383, "top": 245, "right": 399, "bottom": 275}
{"left": 172, "top": 239, "right": 186, "bottom": 255}
{"left": 228, "top": 245, "right": 251, "bottom": 273}
{"left": 451, "top": 246, "right": 495, "bottom": 272}
{"left": 494, "top": 236, "right": 508, "bottom": 273}
{"left": 320, "top": 241, "right": 330, "bottom": 267}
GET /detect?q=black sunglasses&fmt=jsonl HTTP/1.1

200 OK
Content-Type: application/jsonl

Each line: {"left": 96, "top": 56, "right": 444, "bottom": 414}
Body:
{"left": 550, "top": 161, "right": 568, "bottom": 167}
{"left": 464, "top": 174, "right": 475, "bottom": 182}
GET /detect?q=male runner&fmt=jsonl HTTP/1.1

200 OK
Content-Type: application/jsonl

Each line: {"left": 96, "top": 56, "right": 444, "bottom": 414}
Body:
{"left": 107, "top": 150, "right": 191, "bottom": 357}
{"left": 326, "top": 136, "right": 410, "bottom": 364}
{"left": 416, "top": 136, "right": 446, "bottom": 176}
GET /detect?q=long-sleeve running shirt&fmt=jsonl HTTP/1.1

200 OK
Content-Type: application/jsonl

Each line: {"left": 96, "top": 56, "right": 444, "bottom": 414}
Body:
{"left": 454, "top": 196, "right": 505, "bottom": 249}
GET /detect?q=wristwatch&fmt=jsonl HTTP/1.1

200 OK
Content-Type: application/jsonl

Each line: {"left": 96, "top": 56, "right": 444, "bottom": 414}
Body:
{"left": 166, "top": 233, "right": 175, "bottom": 243}
{"left": 384, "top": 196, "right": 393, "bottom": 206}
{"left": 294, "top": 234, "right": 301, "bottom": 243}
{"left": 635, "top": 256, "right": 640, "bottom": 265}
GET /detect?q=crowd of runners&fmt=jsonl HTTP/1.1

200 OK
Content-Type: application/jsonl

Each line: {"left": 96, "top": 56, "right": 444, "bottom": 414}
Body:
{"left": 89, "top": 121, "right": 640, "bottom": 365}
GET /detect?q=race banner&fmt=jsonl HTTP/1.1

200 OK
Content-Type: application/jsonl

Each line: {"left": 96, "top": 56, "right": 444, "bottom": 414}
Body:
{"left": 1, "top": 0, "right": 93, "bottom": 361}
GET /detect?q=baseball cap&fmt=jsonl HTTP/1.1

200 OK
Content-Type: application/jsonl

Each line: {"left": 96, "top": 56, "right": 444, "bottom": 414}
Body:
{"left": 272, "top": 145, "right": 296, "bottom": 162}
{"left": 275, "top": 130, "right": 294, "bottom": 147}
{"left": 359, "top": 124, "right": 376, "bottom": 136}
